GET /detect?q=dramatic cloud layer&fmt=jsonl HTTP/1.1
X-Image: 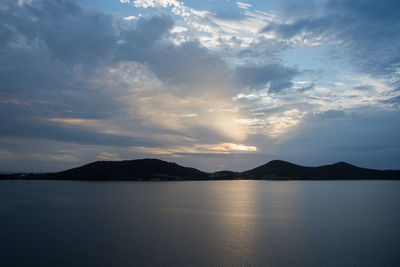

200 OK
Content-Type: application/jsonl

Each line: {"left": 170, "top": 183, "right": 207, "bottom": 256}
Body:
{"left": 0, "top": 0, "right": 399, "bottom": 172}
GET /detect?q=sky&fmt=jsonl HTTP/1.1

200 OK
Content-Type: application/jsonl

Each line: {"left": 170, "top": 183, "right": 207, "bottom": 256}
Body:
{"left": 0, "top": 0, "right": 399, "bottom": 172}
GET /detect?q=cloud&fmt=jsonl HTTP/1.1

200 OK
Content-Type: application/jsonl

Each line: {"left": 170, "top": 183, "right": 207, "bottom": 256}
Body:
{"left": 133, "top": 0, "right": 172, "bottom": 8}
{"left": 123, "top": 16, "right": 137, "bottom": 21}
{"left": 1, "top": 0, "right": 400, "bottom": 171}
{"left": 121, "top": 13, "right": 174, "bottom": 48}
{"left": 195, "top": 143, "right": 257, "bottom": 152}
{"left": 6, "top": 0, "right": 117, "bottom": 65}
{"left": 120, "top": 40, "right": 229, "bottom": 91}
{"left": 2, "top": 0, "right": 228, "bottom": 96}
{"left": 0, "top": 0, "right": 259, "bottom": 166}
{"left": 97, "top": 152, "right": 123, "bottom": 161}
{"left": 234, "top": 63, "right": 298, "bottom": 92}
{"left": 236, "top": 2, "right": 252, "bottom": 10}
{"left": 262, "top": 0, "right": 400, "bottom": 78}
{"left": 132, "top": 142, "right": 257, "bottom": 156}
{"left": 0, "top": 115, "right": 161, "bottom": 147}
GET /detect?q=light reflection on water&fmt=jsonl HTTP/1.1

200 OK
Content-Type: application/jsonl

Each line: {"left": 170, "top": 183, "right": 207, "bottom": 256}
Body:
{"left": 0, "top": 180, "right": 399, "bottom": 266}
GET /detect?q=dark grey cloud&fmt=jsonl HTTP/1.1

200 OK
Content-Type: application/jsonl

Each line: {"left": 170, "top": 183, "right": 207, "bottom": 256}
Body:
{"left": 118, "top": 16, "right": 229, "bottom": 92}
{"left": 0, "top": 1, "right": 169, "bottom": 149}
{"left": 382, "top": 95, "right": 400, "bottom": 106}
{"left": 0, "top": 0, "right": 232, "bottom": 102}
{"left": 1, "top": 0, "right": 117, "bottom": 65}
{"left": 0, "top": 114, "right": 160, "bottom": 148}
{"left": 122, "top": 14, "right": 174, "bottom": 48}
{"left": 148, "top": 41, "right": 228, "bottom": 89}
{"left": 262, "top": 15, "right": 331, "bottom": 40}
{"left": 120, "top": 39, "right": 228, "bottom": 91}
{"left": 0, "top": 0, "right": 124, "bottom": 121}
{"left": 263, "top": 0, "right": 400, "bottom": 77}
{"left": 234, "top": 64, "right": 298, "bottom": 92}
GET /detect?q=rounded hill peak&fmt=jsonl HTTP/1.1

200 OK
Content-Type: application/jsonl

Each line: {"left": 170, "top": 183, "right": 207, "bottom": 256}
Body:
{"left": 265, "top": 160, "right": 299, "bottom": 168}
{"left": 332, "top": 162, "right": 354, "bottom": 167}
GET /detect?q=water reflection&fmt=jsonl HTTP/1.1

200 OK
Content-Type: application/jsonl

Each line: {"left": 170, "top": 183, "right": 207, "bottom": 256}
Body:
{"left": 204, "top": 180, "right": 259, "bottom": 266}
{"left": 0, "top": 180, "right": 399, "bottom": 266}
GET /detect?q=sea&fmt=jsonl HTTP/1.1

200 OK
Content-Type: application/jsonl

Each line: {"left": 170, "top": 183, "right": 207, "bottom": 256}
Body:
{"left": 0, "top": 180, "right": 399, "bottom": 266}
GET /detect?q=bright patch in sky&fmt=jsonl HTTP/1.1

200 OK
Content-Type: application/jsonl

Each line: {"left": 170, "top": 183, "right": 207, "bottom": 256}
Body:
{"left": 236, "top": 2, "right": 252, "bottom": 10}
{"left": 1, "top": 0, "right": 400, "bottom": 172}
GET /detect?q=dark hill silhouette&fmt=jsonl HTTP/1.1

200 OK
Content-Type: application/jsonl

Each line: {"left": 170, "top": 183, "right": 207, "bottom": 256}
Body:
{"left": 243, "top": 160, "right": 400, "bottom": 180}
{"left": 52, "top": 159, "right": 209, "bottom": 180}
{"left": 1, "top": 159, "right": 399, "bottom": 180}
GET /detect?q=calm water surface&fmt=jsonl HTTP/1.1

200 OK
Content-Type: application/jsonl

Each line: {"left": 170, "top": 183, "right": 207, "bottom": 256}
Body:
{"left": 0, "top": 180, "right": 399, "bottom": 266}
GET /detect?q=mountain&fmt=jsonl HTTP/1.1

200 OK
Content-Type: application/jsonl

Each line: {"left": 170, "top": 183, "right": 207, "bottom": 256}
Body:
{"left": 1, "top": 159, "right": 399, "bottom": 180}
{"left": 242, "top": 160, "right": 400, "bottom": 180}
{"left": 50, "top": 159, "right": 210, "bottom": 180}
